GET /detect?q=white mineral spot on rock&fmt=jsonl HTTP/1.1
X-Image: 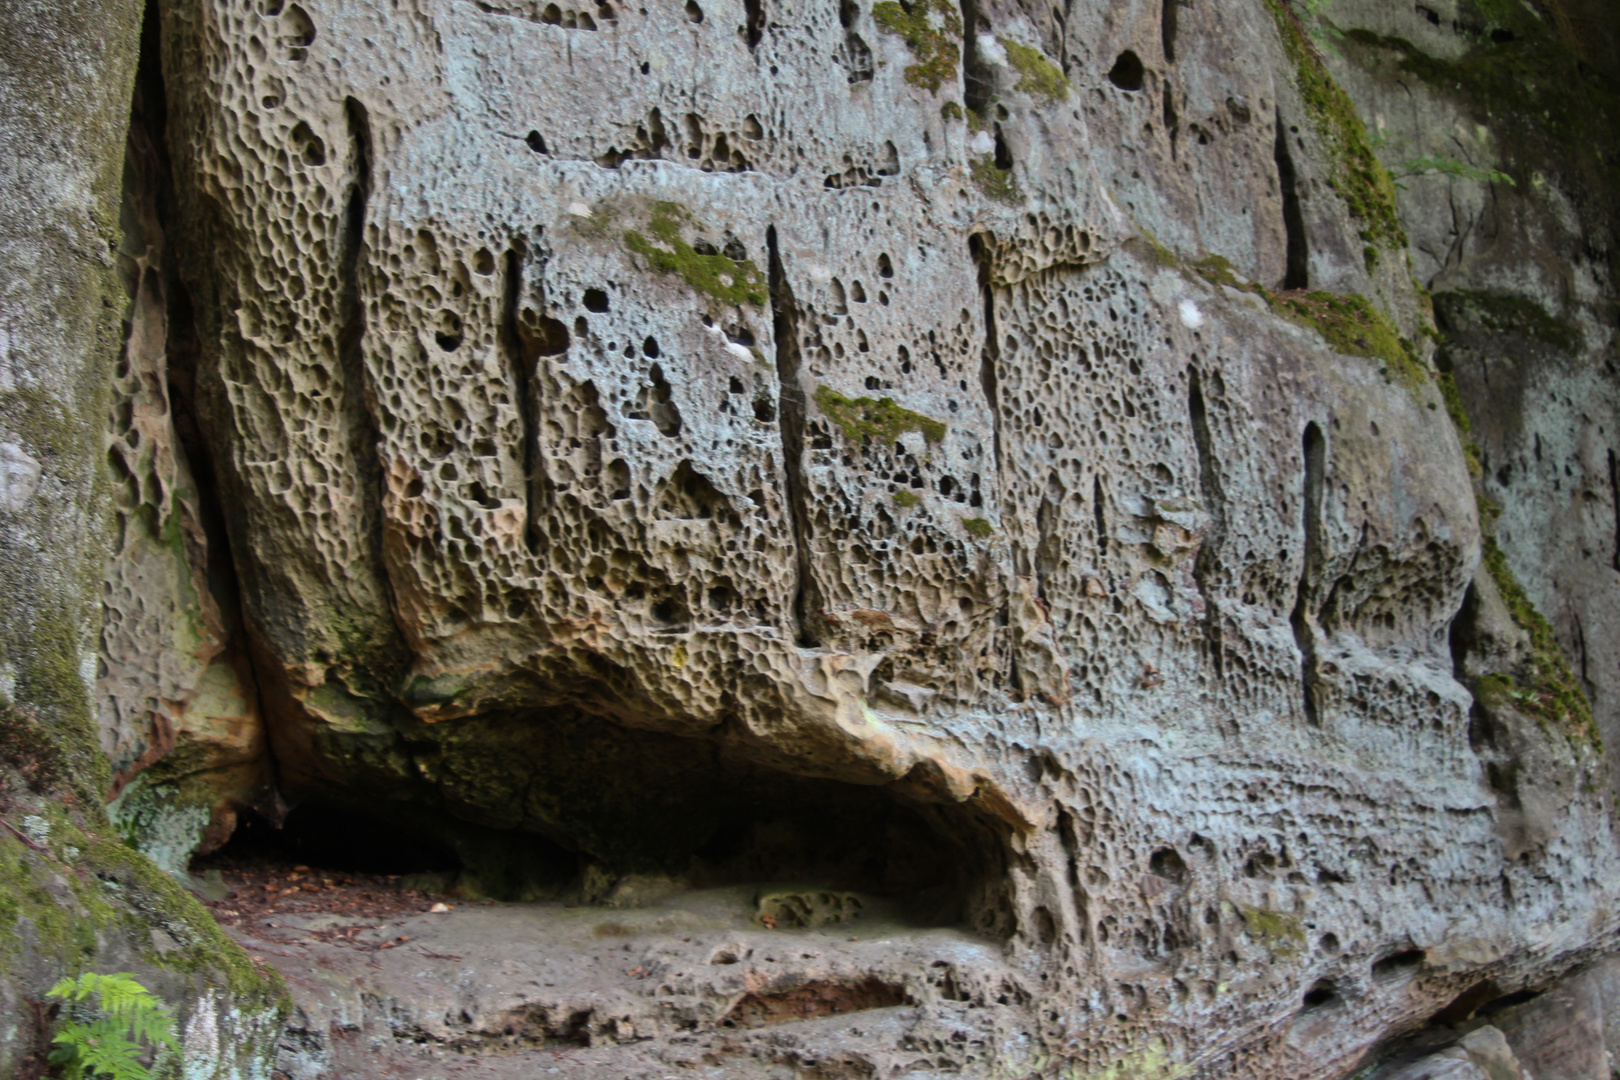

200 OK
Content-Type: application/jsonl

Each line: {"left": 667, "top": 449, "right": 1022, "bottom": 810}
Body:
{"left": 0, "top": 441, "right": 42, "bottom": 512}
{"left": 566, "top": 201, "right": 592, "bottom": 218}
{"left": 976, "top": 33, "right": 1007, "bottom": 66}
{"left": 1178, "top": 298, "right": 1205, "bottom": 329}
{"left": 969, "top": 130, "right": 996, "bottom": 156}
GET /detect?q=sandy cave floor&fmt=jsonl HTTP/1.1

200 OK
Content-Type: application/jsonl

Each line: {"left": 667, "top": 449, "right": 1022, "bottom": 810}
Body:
{"left": 193, "top": 851, "right": 1022, "bottom": 1079}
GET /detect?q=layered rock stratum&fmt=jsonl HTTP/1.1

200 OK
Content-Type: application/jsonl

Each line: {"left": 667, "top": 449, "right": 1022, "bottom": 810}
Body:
{"left": 2, "top": 0, "right": 1618, "bottom": 1076}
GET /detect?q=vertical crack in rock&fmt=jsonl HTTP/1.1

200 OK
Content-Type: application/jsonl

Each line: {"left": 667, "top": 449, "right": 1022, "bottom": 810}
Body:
{"left": 338, "top": 95, "right": 402, "bottom": 632}
{"left": 1164, "top": 85, "right": 1180, "bottom": 161}
{"left": 1093, "top": 474, "right": 1107, "bottom": 560}
{"left": 970, "top": 235, "right": 1004, "bottom": 511}
{"left": 1187, "top": 367, "right": 1225, "bottom": 678}
{"left": 1609, "top": 448, "right": 1619, "bottom": 572}
{"left": 1574, "top": 613, "right": 1590, "bottom": 689}
{"left": 1274, "top": 107, "right": 1309, "bottom": 291}
{"left": 1161, "top": 0, "right": 1179, "bottom": 63}
{"left": 107, "top": 3, "right": 279, "bottom": 822}
{"left": 970, "top": 233, "right": 1019, "bottom": 691}
{"left": 959, "top": 0, "right": 992, "bottom": 116}
{"left": 1448, "top": 580, "right": 1478, "bottom": 681}
{"left": 499, "top": 241, "right": 543, "bottom": 554}
{"left": 1318, "top": 522, "right": 1366, "bottom": 632}
{"left": 766, "top": 225, "right": 821, "bottom": 647}
{"left": 1290, "top": 422, "right": 1326, "bottom": 726}
{"left": 743, "top": 0, "right": 763, "bottom": 50}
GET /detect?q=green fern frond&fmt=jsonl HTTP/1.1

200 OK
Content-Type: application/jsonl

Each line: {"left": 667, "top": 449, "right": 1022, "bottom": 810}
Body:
{"left": 45, "top": 973, "right": 177, "bottom": 1080}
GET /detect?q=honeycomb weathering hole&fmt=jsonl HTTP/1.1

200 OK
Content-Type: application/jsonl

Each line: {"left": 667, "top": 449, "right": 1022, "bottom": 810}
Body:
{"left": 1108, "top": 50, "right": 1145, "bottom": 91}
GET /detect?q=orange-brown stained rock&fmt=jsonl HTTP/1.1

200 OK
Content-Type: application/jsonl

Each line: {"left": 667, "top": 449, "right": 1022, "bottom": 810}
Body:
{"left": 721, "top": 977, "right": 906, "bottom": 1028}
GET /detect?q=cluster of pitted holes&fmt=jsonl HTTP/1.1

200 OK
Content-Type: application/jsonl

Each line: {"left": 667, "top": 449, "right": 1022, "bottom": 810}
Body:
{"left": 242, "top": 0, "right": 316, "bottom": 62}
{"left": 514, "top": 282, "right": 780, "bottom": 627}
{"left": 522, "top": 107, "right": 763, "bottom": 173}
{"left": 558, "top": 286, "right": 688, "bottom": 439}
{"left": 535, "top": 0, "right": 616, "bottom": 30}
{"left": 1297, "top": 949, "right": 1427, "bottom": 1015}
{"left": 824, "top": 141, "right": 901, "bottom": 189}
{"left": 990, "top": 267, "right": 1184, "bottom": 684}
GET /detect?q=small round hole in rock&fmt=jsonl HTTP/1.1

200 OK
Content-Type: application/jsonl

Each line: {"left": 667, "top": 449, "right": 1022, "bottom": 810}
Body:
{"left": 685, "top": 0, "right": 703, "bottom": 21}
{"left": 1372, "top": 948, "right": 1426, "bottom": 980}
{"left": 525, "top": 130, "right": 548, "bottom": 153}
{"left": 583, "top": 288, "right": 610, "bottom": 312}
{"left": 1108, "top": 50, "right": 1145, "bottom": 91}
{"left": 1301, "top": 980, "right": 1338, "bottom": 1009}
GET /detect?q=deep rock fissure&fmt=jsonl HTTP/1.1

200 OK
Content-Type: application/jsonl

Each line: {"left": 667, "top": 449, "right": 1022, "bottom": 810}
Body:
{"left": 742, "top": 0, "right": 763, "bottom": 50}
{"left": 338, "top": 93, "right": 406, "bottom": 648}
{"left": 1187, "top": 366, "right": 1226, "bottom": 679}
{"left": 959, "top": 0, "right": 992, "bottom": 116}
{"left": 108, "top": 2, "right": 281, "bottom": 822}
{"left": 499, "top": 240, "right": 545, "bottom": 554}
{"left": 1609, "top": 447, "right": 1619, "bottom": 572}
{"left": 1291, "top": 421, "right": 1326, "bottom": 726}
{"left": 1274, "top": 107, "right": 1309, "bottom": 291}
{"left": 766, "top": 225, "right": 822, "bottom": 647}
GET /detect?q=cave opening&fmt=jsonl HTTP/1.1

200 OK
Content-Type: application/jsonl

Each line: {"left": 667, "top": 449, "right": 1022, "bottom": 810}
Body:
{"left": 203, "top": 800, "right": 467, "bottom": 878}
{"left": 204, "top": 704, "right": 1012, "bottom": 936}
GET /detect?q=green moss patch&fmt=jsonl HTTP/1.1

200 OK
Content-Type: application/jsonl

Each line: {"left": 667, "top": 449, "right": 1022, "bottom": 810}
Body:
{"left": 940, "top": 100, "right": 964, "bottom": 121}
{"left": 1262, "top": 0, "right": 1407, "bottom": 265}
{"left": 0, "top": 705, "right": 289, "bottom": 1056}
{"left": 624, "top": 202, "right": 767, "bottom": 308}
{"left": 1433, "top": 290, "right": 1583, "bottom": 355}
{"left": 999, "top": 37, "right": 1070, "bottom": 104}
{"left": 1270, "top": 291, "right": 1427, "bottom": 393}
{"left": 872, "top": 0, "right": 962, "bottom": 94}
{"left": 970, "top": 155, "right": 1019, "bottom": 204}
{"left": 1190, "top": 257, "right": 1428, "bottom": 398}
{"left": 1240, "top": 905, "right": 1306, "bottom": 960}
{"left": 892, "top": 489, "right": 921, "bottom": 508}
{"left": 1190, "top": 253, "right": 1243, "bottom": 289}
{"left": 815, "top": 386, "right": 947, "bottom": 444}
{"left": 1479, "top": 539, "right": 1597, "bottom": 745}
{"left": 961, "top": 517, "right": 995, "bottom": 538}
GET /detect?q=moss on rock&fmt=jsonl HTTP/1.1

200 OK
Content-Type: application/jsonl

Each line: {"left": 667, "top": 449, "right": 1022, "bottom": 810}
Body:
{"left": 0, "top": 706, "right": 288, "bottom": 1073}
{"left": 871, "top": 0, "right": 962, "bottom": 94}
{"left": 1190, "top": 257, "right": 1429, "bottom": 398}
{"left": 1262, "top": 0, "right": 1408, "bottom": 265}
{"left": 961, "top": 517, "right": 995, "bottom": 538}
{"left": 970, "top": 155, "right": 1020, "bottom": 204}
{"left": 1344, "top": 15, "right": 1620, "bottom": 221}
{"left": 1240, "top": 905, "right": 1306, "bottom": 960}
{"left": 815, "top": 386, "right": 947, "bottom": 444}
{"left": 624, "top": 202, "right": 767, "bottom": 308}
{"left": 1000, "top": 37, "right": 1070, "bottom": 104}
{"left": 1479, "top": 539, "right": 1598, "bottom": 746}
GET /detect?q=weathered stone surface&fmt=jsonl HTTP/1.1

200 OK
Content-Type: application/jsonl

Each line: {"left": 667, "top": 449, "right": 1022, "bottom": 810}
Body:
{"left": 0, "top": 0, "right": 289, "bottom": 1070}
{"left": 66, "top": 0, "right": 1620, "bottom": 1076}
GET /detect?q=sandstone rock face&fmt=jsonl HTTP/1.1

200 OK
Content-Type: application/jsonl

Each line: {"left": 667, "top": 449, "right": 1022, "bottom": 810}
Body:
{"left": 90, "top": 0, "right": 1620, "bottom": 1074}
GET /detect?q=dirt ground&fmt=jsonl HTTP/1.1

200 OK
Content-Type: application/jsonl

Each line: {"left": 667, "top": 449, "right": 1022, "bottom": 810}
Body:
{"left": 194, "top": 849, "right": 1023, "bottom": 1079}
